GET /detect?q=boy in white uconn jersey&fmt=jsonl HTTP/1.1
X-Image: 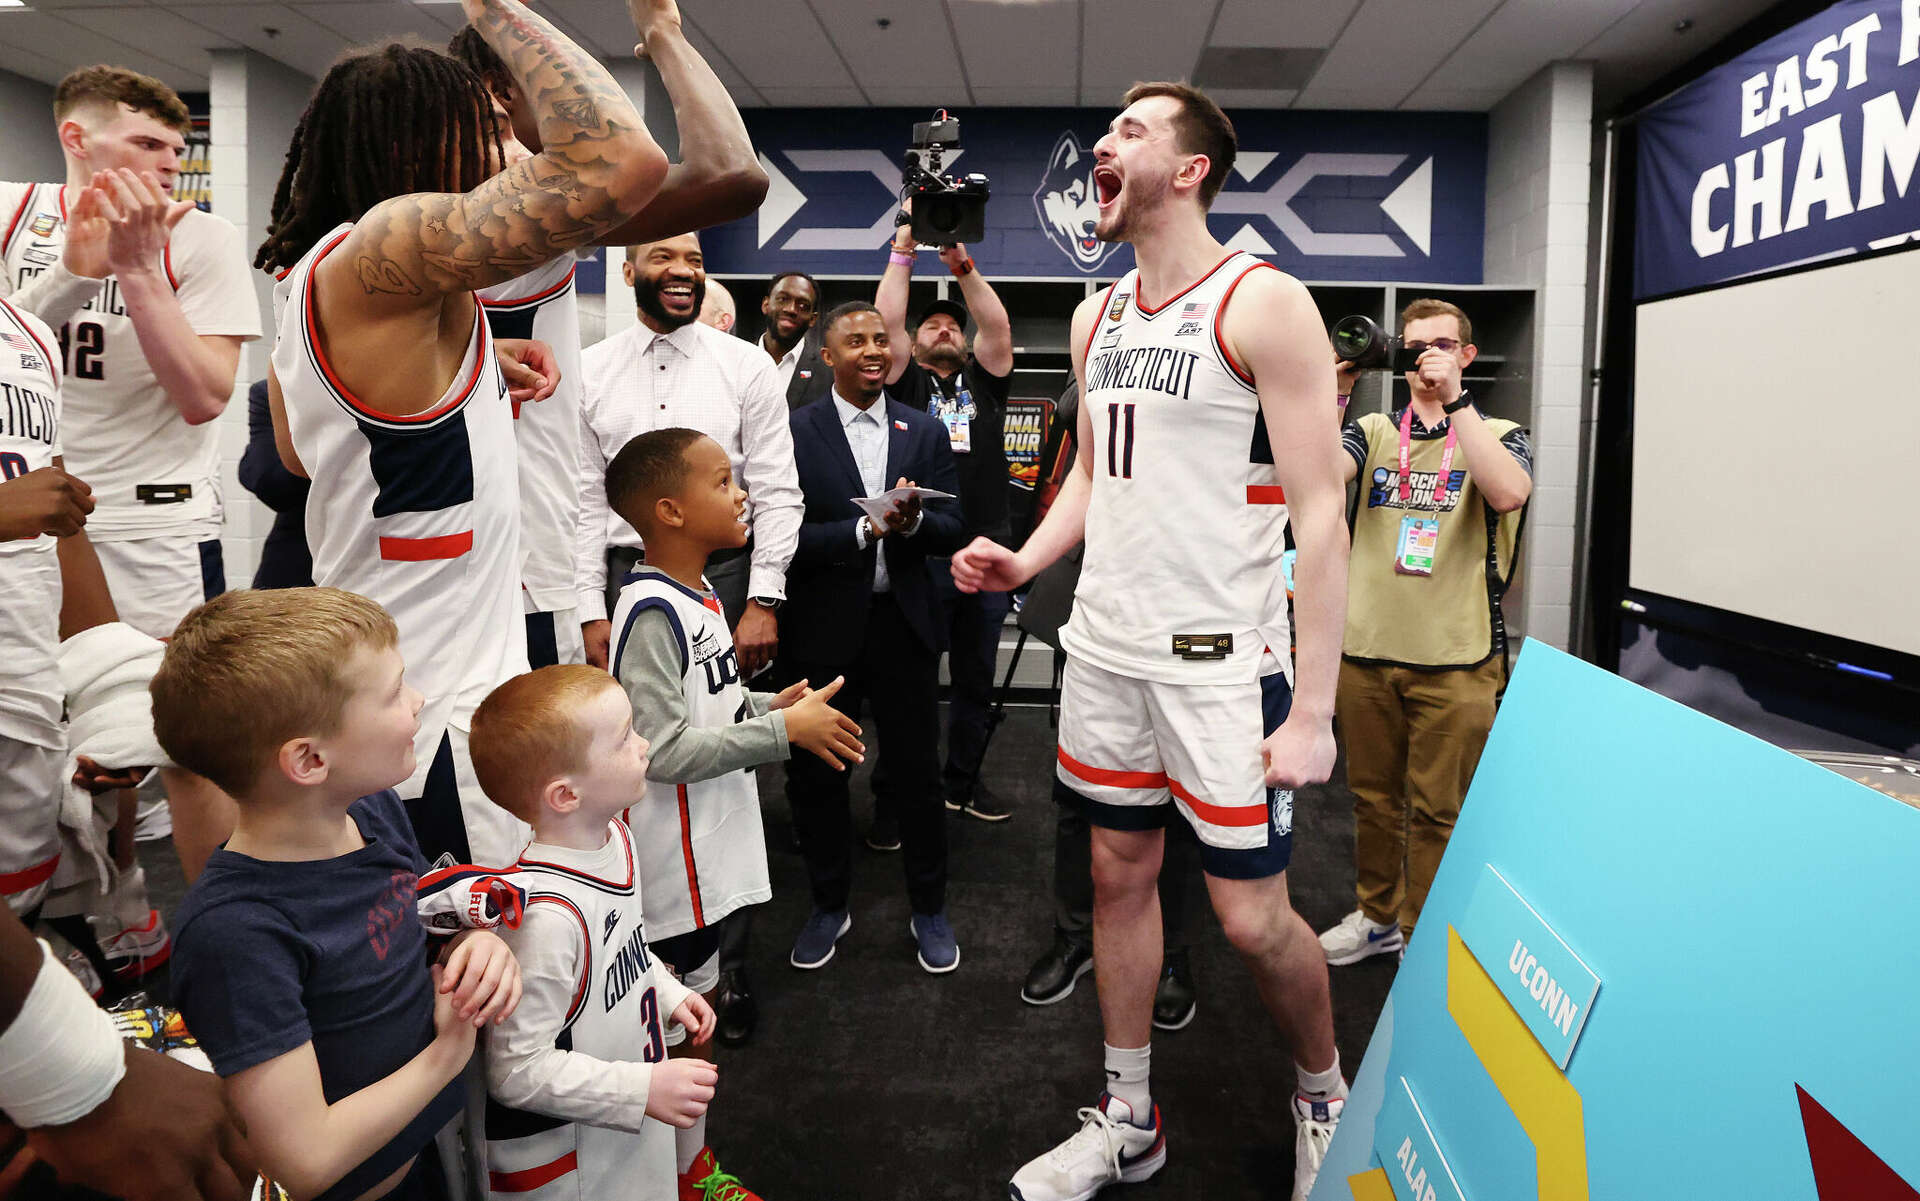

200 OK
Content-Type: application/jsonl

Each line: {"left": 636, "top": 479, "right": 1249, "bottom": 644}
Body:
{"left": 256, "top": 0, "right": 672, "bottom": 869}
{"left": 453, "top": 666, "right": 721, "bottom": 1201}
{"left": 447, "top": 14, "right": 771, "bottom": 671}
{"left": 952, "top": 83, "right": 1351, "bottom": 1201}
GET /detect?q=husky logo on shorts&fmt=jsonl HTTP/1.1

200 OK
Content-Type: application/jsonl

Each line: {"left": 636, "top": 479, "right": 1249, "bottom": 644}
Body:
{"left": 1034, "top": 132, "right": 1124, "bottom": 274}
{"left": 1270, "top": 788, "right": 1294, "bottom": 838}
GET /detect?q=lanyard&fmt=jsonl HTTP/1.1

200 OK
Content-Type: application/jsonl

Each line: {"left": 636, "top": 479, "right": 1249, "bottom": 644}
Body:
{"left": 1398, "top": 406, "right": 1458, "bottom": 507}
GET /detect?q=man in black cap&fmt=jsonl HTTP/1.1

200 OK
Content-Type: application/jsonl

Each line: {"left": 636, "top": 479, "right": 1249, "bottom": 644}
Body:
{"left": 875, "top": 230, "right": 1016, "bottom": 833}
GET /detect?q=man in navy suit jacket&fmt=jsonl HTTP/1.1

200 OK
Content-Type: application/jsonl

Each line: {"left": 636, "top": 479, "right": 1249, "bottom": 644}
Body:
{"left": 782, "top": 302, "right": 967, "bottom": 975}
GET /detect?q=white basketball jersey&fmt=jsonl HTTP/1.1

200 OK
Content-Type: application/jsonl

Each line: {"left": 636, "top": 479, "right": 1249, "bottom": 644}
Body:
{"left": 609, "top": 568, "right": 771, "bottom": 941}
{"left": 478, "top": 256, "right": 582, "bottom": 614}
{"left": 271, "top": 224, "right": 527, "bottom": 776}
{"left": 1060, "top": 252, "right": 1293, "bottom": 686}
{"left": 0, "top": 298, "right": 64, "bottom": 749}
{"left": 0, "top": 183, "right": 260, "bottom": 536}
{"left": 426, "top": 823, "right": 676, "bottom": 1201}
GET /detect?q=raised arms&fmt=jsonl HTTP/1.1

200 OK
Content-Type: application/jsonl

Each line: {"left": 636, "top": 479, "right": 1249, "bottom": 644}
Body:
{"left": 336, "top": 0, "right": 668, "bottom": 303}
{"left": 597, "top": 0, "right": 767, "bottom": 245}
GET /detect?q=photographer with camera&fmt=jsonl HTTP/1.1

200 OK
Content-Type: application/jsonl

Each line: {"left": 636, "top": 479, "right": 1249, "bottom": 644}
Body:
{"left": 1319, "top": 298, "right": 1532, "bottom": 967}
{"left": 872, "top": 192, "right": 1017, "bottom": 829}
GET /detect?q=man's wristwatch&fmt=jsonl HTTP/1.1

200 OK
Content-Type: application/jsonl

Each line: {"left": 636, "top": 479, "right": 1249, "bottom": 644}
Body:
{"left": 1443, "top": 395, "right": 1474, "bottom": 415}
{"left": 750, "top": 596, "right": 783, "bottom": 612}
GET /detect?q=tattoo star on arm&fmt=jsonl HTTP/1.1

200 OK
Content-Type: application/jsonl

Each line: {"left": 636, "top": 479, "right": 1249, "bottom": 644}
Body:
{"left": 356, "top": 256, "right": 423, "bottom": 296}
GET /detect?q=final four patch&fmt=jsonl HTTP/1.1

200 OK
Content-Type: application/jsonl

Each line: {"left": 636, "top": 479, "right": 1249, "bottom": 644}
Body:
{"left": 28, "top": 215, "right": 57, "bottom": 237}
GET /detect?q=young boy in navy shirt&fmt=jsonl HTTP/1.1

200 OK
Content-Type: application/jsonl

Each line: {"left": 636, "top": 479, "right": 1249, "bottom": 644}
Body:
{"left": 157, "top": 588, "right": 523, "bottom": 1201}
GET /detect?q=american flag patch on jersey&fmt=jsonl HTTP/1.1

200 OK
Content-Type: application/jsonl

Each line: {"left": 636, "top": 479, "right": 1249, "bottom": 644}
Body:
{"left": 0, "top": 331, "right": 34, "bottom": 352}
{"left": 1181, "top": 301, "right": 1210, "bottom": 319}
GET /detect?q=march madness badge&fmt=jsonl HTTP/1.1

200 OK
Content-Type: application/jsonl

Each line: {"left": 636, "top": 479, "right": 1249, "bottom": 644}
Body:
{"left": 28, "top": 215, "right": 57, "bottom": 237}
{"left": 1034, "top": 132, "right": 1124, "bottom": 275}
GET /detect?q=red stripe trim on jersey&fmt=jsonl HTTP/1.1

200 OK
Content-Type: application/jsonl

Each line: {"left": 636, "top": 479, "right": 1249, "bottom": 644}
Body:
{"left": 1167, "top": 778, "right": 1270, "bottom": 827}
{"left": 163, "top": 241, "right": 179, "bottom": 291}
{"left": 517, "top": 819, "right": 637, "bottom": 891}
{"left": 1246, "top": 485, "right": 1287, "bottom": 504}
{"left": 478, "top": 264, "right": 576, "bottom": 308}
{"left": 489, "top": 1151, "right": 579, "bottom": 1192}
{"left": 305, "top": 229, "right": 489, "bottom": 426}
{"left": 677, "top": 784, "right": 705, "bottom": 927}
{"left": 1133, "top": 252, "right": 1239, "bottom": 317}
{"left": 0, "top": 852, "right": 60, "bottom": 894}
{"left": 1057, "top": 747, "right": 1168, "bottom": 791}
{"left": 377, "top": 531, "right": 473, "bottom": 561}
{"left": 0, "top": 188, "right": 35, "bottom": 257}
{"left": 0, "top": 298, "right": 60, "bottom": 389}
{"left": 1212, "top": 261, "right": 1274, "bottom": 388}
{"left": 1081, "top": 285, "right": 1114, "bottom": 366}
{"left": 54, "top": 185, "right": 67, "bottom": 223}
{"left": 525, "top": 895, "right": 593, "bottom": 1026}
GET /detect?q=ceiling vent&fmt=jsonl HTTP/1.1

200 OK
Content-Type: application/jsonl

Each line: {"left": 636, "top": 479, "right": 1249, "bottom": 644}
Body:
{"left": 1193, "top": 46, "right": 1326, "bottom": 91}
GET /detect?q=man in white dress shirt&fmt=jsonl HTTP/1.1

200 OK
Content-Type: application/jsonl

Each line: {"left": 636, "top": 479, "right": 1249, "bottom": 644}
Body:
{"left": 576, "top": 234, "right": 802, "bottom": 676}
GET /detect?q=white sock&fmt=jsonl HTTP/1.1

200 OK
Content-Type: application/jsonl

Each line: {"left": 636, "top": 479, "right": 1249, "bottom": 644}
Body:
{"left": 1102, "top": 1042, "right": 1151, "bottom": 1120}
{"left": 675, "top": 1113, "right": 706, "bottom": 1176}
{"left": 1296, "top": 1054, "right": 1347, "bottom": 1102}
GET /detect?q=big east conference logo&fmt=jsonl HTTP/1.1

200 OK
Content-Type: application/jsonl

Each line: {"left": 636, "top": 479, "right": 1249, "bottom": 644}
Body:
{"left": 1034, "top": 132, "right": 1123, "bottom": 274}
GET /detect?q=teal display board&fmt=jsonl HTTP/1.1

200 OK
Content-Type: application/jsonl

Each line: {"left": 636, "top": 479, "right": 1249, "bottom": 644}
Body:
{"left": 1312, "top": 641, "right": 1920, "bottom": 1201}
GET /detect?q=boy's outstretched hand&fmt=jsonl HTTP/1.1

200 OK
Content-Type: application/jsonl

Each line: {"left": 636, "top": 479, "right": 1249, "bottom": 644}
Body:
{"left": 439, "top": 930, "right": 524, "bottom": 1026}
{"left": 767, "top": 679, "right": 811, "bottom": 710}
{"left": 671, "top": 992, "right": 716, "bottom": 1045}
{"left": 782, "top": 676, "right": 864, "bottom": 770}
{"left": 645, "top": 1058, "right": 717, "bottom": 1128}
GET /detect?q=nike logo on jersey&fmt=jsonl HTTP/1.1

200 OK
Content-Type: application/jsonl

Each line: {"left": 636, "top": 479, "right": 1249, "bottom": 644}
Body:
{"left": 604, "top": 909, "right": 621, "bottom": 944}
{"left": 1085, "top": 345, "right": 1201, "bottom": 400}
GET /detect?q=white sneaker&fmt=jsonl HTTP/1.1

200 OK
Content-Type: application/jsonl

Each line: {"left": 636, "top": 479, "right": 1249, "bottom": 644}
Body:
{"left": 100, "top": 909, "right": 172, "bottom": 979}
{"left": 62, "top": 948, "right": 104, "bottom": 1000}
{"left": 1318, "top": 909, "right": 1403, "bottom": 965}
{"left": 1292, "top": 1092, "right": 1344, "bottom": 1201}
{"left": 1008, "top": 1094, "right": 1165, "bottom": 1201}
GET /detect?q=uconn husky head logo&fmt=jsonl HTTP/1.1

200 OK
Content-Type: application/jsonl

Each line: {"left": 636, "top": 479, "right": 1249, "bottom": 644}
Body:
{"left": 1034, "top": 132, "right": 1121, "bottom": 274}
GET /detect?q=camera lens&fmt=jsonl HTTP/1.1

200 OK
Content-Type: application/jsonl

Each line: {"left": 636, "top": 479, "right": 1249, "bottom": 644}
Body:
{"left": 1331, "top": 315, "right": 1380, "bottom": 360}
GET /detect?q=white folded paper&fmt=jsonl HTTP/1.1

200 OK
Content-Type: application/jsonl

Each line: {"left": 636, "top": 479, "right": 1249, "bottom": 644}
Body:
{"left": 851, "top": 485, "right": 956, "bottom": 526}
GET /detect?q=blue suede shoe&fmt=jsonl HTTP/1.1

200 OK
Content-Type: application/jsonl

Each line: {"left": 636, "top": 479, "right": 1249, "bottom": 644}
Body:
{"left": 789, "top": 909, "right": 850, "bottom": 970}
{"left": 909, "top": 911, "right": 960, "bottom": 974}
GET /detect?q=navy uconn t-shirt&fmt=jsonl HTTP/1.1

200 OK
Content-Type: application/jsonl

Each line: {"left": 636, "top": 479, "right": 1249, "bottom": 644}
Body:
{"left": 171, "top": 790, "right": 463, "bottom": 1201}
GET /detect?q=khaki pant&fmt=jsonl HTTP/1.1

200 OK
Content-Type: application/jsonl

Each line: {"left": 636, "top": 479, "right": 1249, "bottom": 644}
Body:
{"left": 1337, "top": 655, "right": 1504, "bottom": 937}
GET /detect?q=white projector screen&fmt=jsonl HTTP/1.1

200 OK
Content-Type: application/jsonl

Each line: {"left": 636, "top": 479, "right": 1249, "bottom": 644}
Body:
{"left": 1630, "top": 247, "right": 1920, "bottom": 659}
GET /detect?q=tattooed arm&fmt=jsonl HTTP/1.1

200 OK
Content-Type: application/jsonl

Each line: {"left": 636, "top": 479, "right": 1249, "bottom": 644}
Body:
{"left": 597, "top": 0, "right": 768, "bottom": 245}
{"left": 334, "top": 0, "right": 669, "bottom": 301}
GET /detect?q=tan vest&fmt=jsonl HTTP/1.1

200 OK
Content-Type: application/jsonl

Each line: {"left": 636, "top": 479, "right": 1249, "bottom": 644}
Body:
{"left": 1344, "top": 408, "right": 1525, "bottom": 668}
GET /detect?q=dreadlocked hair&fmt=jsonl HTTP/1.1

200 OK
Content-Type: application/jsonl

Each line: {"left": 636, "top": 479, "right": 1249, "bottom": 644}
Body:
{"left": 256, "top": 41, "right": 502, "bottom": 274}
{"left": 447, "top": 27, "right": 514, "bottom": 97}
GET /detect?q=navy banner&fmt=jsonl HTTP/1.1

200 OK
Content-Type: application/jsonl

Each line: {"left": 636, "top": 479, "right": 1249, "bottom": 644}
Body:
{"left": 704, "top": 108, "right": 1486, "bottom": 283}
{"left": 1635, "top": 0, "right": 1920, "bottom": 299}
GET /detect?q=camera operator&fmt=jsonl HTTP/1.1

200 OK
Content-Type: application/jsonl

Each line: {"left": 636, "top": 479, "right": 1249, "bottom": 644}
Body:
{"left": 1318, "top": 298, "right": 1532, "bottom": 968}
{"left": 874, "top": 218, "right": 1016, "bottom": 826}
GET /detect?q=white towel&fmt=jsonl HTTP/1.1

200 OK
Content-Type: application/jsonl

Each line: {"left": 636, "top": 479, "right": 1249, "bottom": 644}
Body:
{"left": 52, "top": 623, "right": 169, "bottom": 897}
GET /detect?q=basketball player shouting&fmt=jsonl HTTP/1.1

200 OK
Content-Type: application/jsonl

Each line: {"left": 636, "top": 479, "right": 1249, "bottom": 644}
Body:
{"left": 951, "top": 83, "right": 1350, "bottom": 1201}
{"left": 257, "top": 0, "right": 671, "bottom": 866}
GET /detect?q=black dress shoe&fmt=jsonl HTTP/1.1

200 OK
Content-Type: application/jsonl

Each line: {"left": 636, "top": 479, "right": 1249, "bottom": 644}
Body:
{"left": 1152, "top": 948, "right": 1196, "bottom": 1031}
{"left": 1020, "top": 930, "right": 1093, "bottom": 1006}
{"left": 865, "top": 809, "right": 901, "bottom": 852}
{"left": 947, "top": 785, "right": 1013, "bottom": 823}
{"left": 716, "top": 967, "right": 757, "bottom": 1047}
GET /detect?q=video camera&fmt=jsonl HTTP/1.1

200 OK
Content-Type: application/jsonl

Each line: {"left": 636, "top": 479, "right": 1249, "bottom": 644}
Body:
{"left": 1331, "top": 315, "right": 1425, "bottom": 373}
{"left": 902, "top": 109, "right": 990, "bottom": 247}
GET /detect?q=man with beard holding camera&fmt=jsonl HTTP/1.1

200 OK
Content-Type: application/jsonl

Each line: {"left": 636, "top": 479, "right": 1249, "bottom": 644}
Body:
{"left": 875, "top": 228, "right": 1016, "bottom": 827}
{"left": 1318, "top": 298, "right": 1532, "bottom": 969}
